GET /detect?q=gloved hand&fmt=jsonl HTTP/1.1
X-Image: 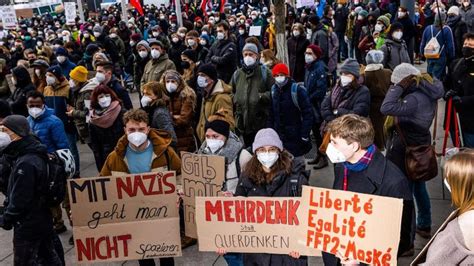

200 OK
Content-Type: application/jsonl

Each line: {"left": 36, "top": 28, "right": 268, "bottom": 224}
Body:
{"left": 444, "top": 89, "right": 458, "bottom": 100}
{"left": 398, "top": 75, "right": 416, "bottom": 90}
{"left": 452, "top": 96, "right": 462, "bottom": 104}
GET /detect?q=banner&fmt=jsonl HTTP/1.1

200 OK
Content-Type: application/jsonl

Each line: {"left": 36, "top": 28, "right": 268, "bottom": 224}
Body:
{"left": 68, "top": 171, "right": 182, "bottom": 263}
{"left": 299, "top": 186, "right": 403, "bottom": 265}
{"left": 0, "top": 7, "right": 17, "bottom": 30}
{"left": 181, "top": 152, "right": 225, "bottom": 238}
{"left": 64, "top": 2, "right": 77, "bottom": 25}
{"left": 296, "top": 0, "right": 314, "bottom": 8}
{"left": 196, "top": 197, "right": 308, "bottom": 254}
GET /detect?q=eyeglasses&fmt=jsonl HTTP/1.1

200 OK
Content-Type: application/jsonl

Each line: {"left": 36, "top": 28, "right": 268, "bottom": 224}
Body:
{"left": 256, "top": 147, "right": 279, "bottom": 154}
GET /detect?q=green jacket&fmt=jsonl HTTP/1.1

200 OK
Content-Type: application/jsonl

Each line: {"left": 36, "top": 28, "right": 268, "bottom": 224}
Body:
{"left": 141, "top": 54, "right": 176, "bottom": 87}
{"left": 232, "top": 65, "right": 274, "bottom": 135}
{"left": 71, "top": 80, "right": 98, "bottom": 143}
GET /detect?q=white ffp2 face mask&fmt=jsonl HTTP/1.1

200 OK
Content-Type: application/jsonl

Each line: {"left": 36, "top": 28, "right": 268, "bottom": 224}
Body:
{"left": 206, "top": 139, "right": 225, "bottom": 153}
{"left": 166, "top": 82, "right": 178, "bottom": 93}
{"left": 257, "top": 152, "right": 279, "bottom": 169}
{"left": 128, "top": 132, "right": 148, "bottom": 147}
{"left": 140, "top": 95, "right": 152, "bottom": 107}
{"left": 98, "top": 96, "right": 111, "bottom": 108}
{"left": 243, "top": 56, "right": 256, "bottom": 67}
{"left": 326, "top": 143, "right": 347, "bottom": 163}
{"left": 340, "top": 75, "right": 353, "bottom": 87}
{"left": 28, "top": 106, "right": 45, "bottom": 119}
{"left": 0, "top": 131, "right": 12, "bottom": 148}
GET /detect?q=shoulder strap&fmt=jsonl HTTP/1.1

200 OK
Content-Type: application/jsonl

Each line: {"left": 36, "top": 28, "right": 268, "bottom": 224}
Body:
{"left": 291, "top": 83, "right": 300, "bottom": 111}
{"left": 432, "top": 102, "right": 438, "bottom": 145}
{"left": 164, "top": 149, "right": 171, "bottom": 171}
{"left": 231, "top": 70, "right": 239, "bottom": 88}
{"left": 235, "top": 149, "right": 243, "bottom": 178}
{"left": 260, "top": 65, "right": 267, "bottom": 84}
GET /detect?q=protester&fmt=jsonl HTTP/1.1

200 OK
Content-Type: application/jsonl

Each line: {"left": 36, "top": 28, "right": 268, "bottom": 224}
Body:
{"left": 140, "top": 40, "right": 176, "bottom": 88}
{"left": 381, "top": 22, "right": 411, "bottom": 71}
{"left": 67, "top": 66, "right": 93, "bottom": 145}
{"left": 9, "top": 66, "right": 36, "bottom": 117}
{"left": 288, "top": 23, "right": 310, "bottom": 82}
{"left": 31, "top": 59, "right": 50, "bottom": 94}
{"left": 206, "top": 22, "right": 238, "bottom": 83}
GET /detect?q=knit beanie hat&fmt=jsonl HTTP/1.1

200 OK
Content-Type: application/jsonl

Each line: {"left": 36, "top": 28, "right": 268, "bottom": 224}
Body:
{"left": 55, "top": 47, "right": 68, "bottom": 56}
{"left": 198, "top": 63, "right": 218, "bottom": 81}
{"left": 182, "top": 49, "right": 197, "bottom": 62}
{"left": 272, "top": 63, "right": 290, "bottom": 77}
{"left": 307, "top": 44, "right": 322, "bottom": 59}
{"left": 340, "top": 59, "right": 360, "bottom": 78}
{"left": 358, "top": 10, "right": 369, "bottom": 18}
{"left": 448, "top": 6, "right": 459, "bottom": 16}
{"left": 391, "top": 63, "right": 421, "bottom": 84}
{"left": 252, "top": 128, "right": 283, "bottom": 153}
{"left": 1, "top": 115, "right": 30, "bottom": 137}
{"left": 377, "top": 15, "right": 390, "bottom": 28}
{"left": 243, "top": 43, "right": 259, "bottom": 55}
{"left": 131, "top": 33, "right": 142, "bottom": 42}
{"left": 47, "top": 65, "right": 63, "bottom": 79}
{"left": 70, "top": 66, "right": 88, "bottom": 83}
{"left": 365, "top": 50, "right": 384, "bottom": 65}
{"left": 205, "top": 119, "right": 230, "bottom": 138}
{"left": 93, "top": 25, "right": 103, "bottom": 34}
{"left": 137, "top": 40, "right": 150, "bottom": 51}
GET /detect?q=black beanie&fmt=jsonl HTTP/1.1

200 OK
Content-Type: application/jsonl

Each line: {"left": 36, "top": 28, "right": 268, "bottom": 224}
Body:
{"left": 198, "top": 63, "right": 218, "bottom": 82}
{"left": 205, "top": 119, "right": 230, "bottom": 138}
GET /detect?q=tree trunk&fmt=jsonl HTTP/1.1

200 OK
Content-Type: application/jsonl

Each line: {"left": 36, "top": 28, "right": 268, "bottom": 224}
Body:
{"left": 273, "top": 0, "right": 289, "bottom": 65}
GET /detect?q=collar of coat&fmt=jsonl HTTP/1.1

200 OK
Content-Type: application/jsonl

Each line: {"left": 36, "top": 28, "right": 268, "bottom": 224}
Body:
{"left": 114, "top": 128, "right": 173, "bottom": 159}
{"left": 365, "top": 64, "right": 384, "bottom": 71}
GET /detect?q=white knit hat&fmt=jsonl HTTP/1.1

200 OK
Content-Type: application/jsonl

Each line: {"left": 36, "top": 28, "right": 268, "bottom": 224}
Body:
{"left": 366, "top": 50, "right": 384, "bottom": 65}
{"left": 448, "top": 6, "right": 459, "bottom": 16}
{"left": 391, "top": 63, "right": 421, "bottom": 84}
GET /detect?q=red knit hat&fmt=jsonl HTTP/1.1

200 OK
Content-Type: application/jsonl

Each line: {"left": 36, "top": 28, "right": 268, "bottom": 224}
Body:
{"left": 272, "top": 63, "right": 290, "bottom": 77}
{"left": 307, "top": 44, "right": 322, "bottom": 59}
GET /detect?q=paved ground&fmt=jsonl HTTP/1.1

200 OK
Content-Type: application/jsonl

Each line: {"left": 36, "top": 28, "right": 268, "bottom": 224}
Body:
{"left": 0, "top": 63, "right": 455, "bottom": 265}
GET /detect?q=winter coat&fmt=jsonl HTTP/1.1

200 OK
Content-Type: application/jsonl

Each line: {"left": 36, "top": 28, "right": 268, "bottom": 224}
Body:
{"left": 381, "top": 38, "right": 411, "bottom": 70}
{"left": 131, "top": 54, "right": 150, "bottom": 90}
{"left": 57, "top": 59, "right": 77, "bottom": 79}
{"left": 268, "top": 80, "right": 314, "bottom": 157}
{"left": 463, "top": 7, "right": 474, "bottom": 33}
{"left": 288, "top": 35, "right": 310, "bottom": 82}
{"left": 43, "top": 79, "right": 76, "bottom": 134}
{"left": 107, "top": 77, "right": 133, "bottom": 110}
{"left": 144, "top": 103, "right": 177, "bottom": 147}
{"left": 196, "top": 80, "right": 235, "bottom": 141}
{"left": 322, "top": 151, "right": 414, "bottom": 265}
{"left": 447, "top": 15, "right": 468, "bottom": 59}
{"left": 9, "top": 67, "right": 35, "bottom": 117}
{"left": 321, "top": 83, "right": 371, "bottom": 122}
{"left": 334, "top": 7, "right": 349, "bottom": 33}
{"left": 198, "top": 132, "right": 252, "bottom": 193}
{"left": 111, "top": 37, "right": 126, "bottom": 66}
{"left": 100, "top": 128, "right": 181, "bottom": 176}
{"left": 447, "top": 58, "right": 474, "bottom": 133}
{"left": 28, "top": 107, "right": 69, "bottom": 153}
{"left": 327, "top": 32, "right": 339, "bottom": 73}
{"left": 206, "top": 39, "right": 238, "bottom": 83}
{"left": 235, "top": 155, "right": 309, "bottom": 266}
{"left": 95, "top": 34, "right": 120, "bottom": 63}
{"left": 420, "top": 25, "right": 455, "bottom": 61}
{"left": 310, "top": 24, "right": 329, "bottom": 63}
{"left": 168, "top": 41, "right": 187, "bottom": 73}
{"left": 232, "top": 64, "right": 274, "bottom": 137}
{"left": 141, "top": 54, "right": 176, "bottom": 88}
{"left": 194, "top": 44, "right": 209, "bottom": 65}
{"left": 70, "top": 80, "right": 98, "bottom": 142}
{"left": 396, "top": 15, "right": 416, "bottom": 45}
{"left": 381, "top": 79, "right": 444, "bottom": 145}
{"left": 167, "top": 84, "right": 197, "bottom": 153}
{"left": 0, "top": 135, "right": 54, "bottom": 240}
{"left": 305, "top": 59, "right": 328, "bottom": 105}
{"left": 89, "top": 107, "right": 125, "bottom": 171}
{"left": 362, "top": 65, "right": 392, "bottom": 149}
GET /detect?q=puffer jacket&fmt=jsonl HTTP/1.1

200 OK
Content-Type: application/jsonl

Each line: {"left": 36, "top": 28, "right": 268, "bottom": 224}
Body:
{"left": 305, "top": 59, "right": 328, "bottom": 106}
{"left": 100, "top": 128, "right": 181, "bottom": 176}
{"left": 43, "top": 78, "right": 75, "bottom": 133}
{"left": 380, "top": 38, "right": 411, "bottom": 71}
{"left": 71, "top": 80, "right": 98, "bottom": 143}
{"left": 1, "top": 135, "right": 54, "bottom": 240}
{"left": 28, "top": 107, "right": 70, "bottom": 153}
{"left": 9, "top": 67, "right": 35, "bottom": 117}
{"left": 141, "top": 54, "right": 176, "bottom": 88}
{"left": 268, "top": 80, "right": 314, "bottom": 157}
{"left": 206, "top": 39, "right": 238, "bottom": 83}
{"left": 235, "top": 155, "right": 309, "bottom": 266}
{"left": 381, "top": 78, "right": 444, "bottom": 145}
{"left": 196, "top": 80, "right": 235, "bottom": 141}
{"left": 232, "top": 64, "right": 274, "bottom": 137}
{"left": 167, "top": 84, "right": 197, "bottom": 153}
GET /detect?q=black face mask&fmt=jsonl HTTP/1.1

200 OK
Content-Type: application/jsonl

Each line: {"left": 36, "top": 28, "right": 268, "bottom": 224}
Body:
{"left": 181, "top": 61, "right": 190, "bottom": 69}
{"left": 462, "top": 46, "right": 474, "bottom": 60}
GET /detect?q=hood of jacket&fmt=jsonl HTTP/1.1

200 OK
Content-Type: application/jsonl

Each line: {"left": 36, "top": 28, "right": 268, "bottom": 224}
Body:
{"left": 113, "top": 128, "right": 173, "bottom": 158}
{"left": 410, "top": 79, "right": 444, "bottom": 101}
{"left": 211, "top": 79, "right": 232, "bottom": 96}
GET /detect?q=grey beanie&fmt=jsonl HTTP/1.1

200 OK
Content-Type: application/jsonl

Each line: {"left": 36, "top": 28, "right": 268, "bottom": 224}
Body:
{"left": 93, "top": 25, "right": 103, "bottom": 34}
{"left": 1, "top": 115, "right": 30, "bottom": 137}
{"left": 340, "top": 59, "right": 360, "bottom": 78}
{"left": 391, "top": 63, "right": 421, "bottom": 84}
{"left": 252, "top": 128, "right": 284, "bottom": 153}
{"left": 137, "top": 40, "right": 150, "bottom": 51}
{"left": 366, "top": 50, "right": 384, "bottom": 65}
{"left": 242, "top": 43, "right": 259, "bottom": 55}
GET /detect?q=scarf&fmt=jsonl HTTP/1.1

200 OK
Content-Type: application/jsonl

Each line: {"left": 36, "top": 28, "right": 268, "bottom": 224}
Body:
{"left": 267, "top": 24, "right": 276, "bottom": 51}
{"left": 344, "top": 144, "right": 376, "bottom": 172}
{"left": 90, "top": 101, "right": 121, "bottom": 128}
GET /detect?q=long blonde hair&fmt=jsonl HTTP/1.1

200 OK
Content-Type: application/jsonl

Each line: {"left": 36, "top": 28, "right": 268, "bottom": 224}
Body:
{"left": 444, "top": 149, "right": 474, "bottom": 215}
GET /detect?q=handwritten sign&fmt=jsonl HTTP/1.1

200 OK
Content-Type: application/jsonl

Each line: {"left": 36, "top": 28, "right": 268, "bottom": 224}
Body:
{"left": 196, "top": 197, "right": 308, "bottom": 254}
{"left": 64, "top": 2, "right": 77, "bottom": 25}
{"left": 297, "top": 0, "right": 315, "bottom": 8}
{"left": 299, "top": 186, "right": 403, "bottom": 265}
{"left": 181, "top": 152, "right": 225, "bottom": 238}
{"left": 248, "top": 26, "right": 262, "bottom": 37}
{"left": 68, "top": 171, "right": 182, "bottom": 263}
{"left": 0, "top": 7, "right": 17, "bottom": 30}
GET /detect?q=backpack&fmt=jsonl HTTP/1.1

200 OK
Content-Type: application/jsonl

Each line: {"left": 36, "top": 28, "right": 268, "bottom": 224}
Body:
{"left": 271, "top": 83, "right": 301, "bottom": 110}
{"left": 424, "top": 26, "right": 444, "bottom": 59}
{"left": 40, "top": 152, "right": 68, "bottom": 207}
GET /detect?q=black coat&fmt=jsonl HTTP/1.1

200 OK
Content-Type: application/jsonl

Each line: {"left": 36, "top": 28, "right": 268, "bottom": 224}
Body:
{"left": 235, "top": 157, "right": 309, "bottom": 266}
{"left": 106, "top": 77, "right": 133, "bottom": 110}
{"left": 322, "top": 151, "right": 414, "bottom": 265}
{"left": 0, "top": 135, "right": 54, "bottom": 240}
{"left": 9, "top": 67, "right": 35, "bottom": 117}
{"left": 288, "top": 35, "right": 310, "bottom": 82}
{"left": 168, "top": 41, "right": 187, "bottom": 73}
{"left": 206, "top": 39, "right": 238, "bottom": 83}
{"left": 447, "top": 58, "right": 474, "bottom": 134}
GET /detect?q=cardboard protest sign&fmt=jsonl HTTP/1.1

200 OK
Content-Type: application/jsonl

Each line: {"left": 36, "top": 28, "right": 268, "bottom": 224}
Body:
{"left": 0, "top": 7, "right": 17, "bottom": 30}
{"left": 196, "top": 197, "right": 310, "bottom": 255}
{"left": 249, "top": 26, "right": 262, "bottom": 36}
{"left": 299, "top": 186, "right": 403, "bottom": 265}
{"left": 64, "top": 2, "right": 77, "bottom": 25}
{"left": 68, "top": 171, "right": 181, "bottom": 263}
{"left": 181, "top": 152, "right": 225, "bottom": 238}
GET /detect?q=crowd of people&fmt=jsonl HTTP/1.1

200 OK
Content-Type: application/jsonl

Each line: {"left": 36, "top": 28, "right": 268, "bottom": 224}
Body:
{"left": 0, "top": 0, "right": 473, "bottom": 265}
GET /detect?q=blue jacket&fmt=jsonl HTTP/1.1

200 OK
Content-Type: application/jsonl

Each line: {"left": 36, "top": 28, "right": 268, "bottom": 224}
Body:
{"left": 27, "top": 107, "right": 69, "bottom": 153}
{"left": 268, "top": 80, "right": 314, "bottom": 157}
{"left": 420, "top": 25, "right": 455, "bottom": 60}
{"left": 57, "top": 59, "right": 77, "bottom": 79}
{"left": 304, "top": 59, "right": 328, "bottom": 105}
